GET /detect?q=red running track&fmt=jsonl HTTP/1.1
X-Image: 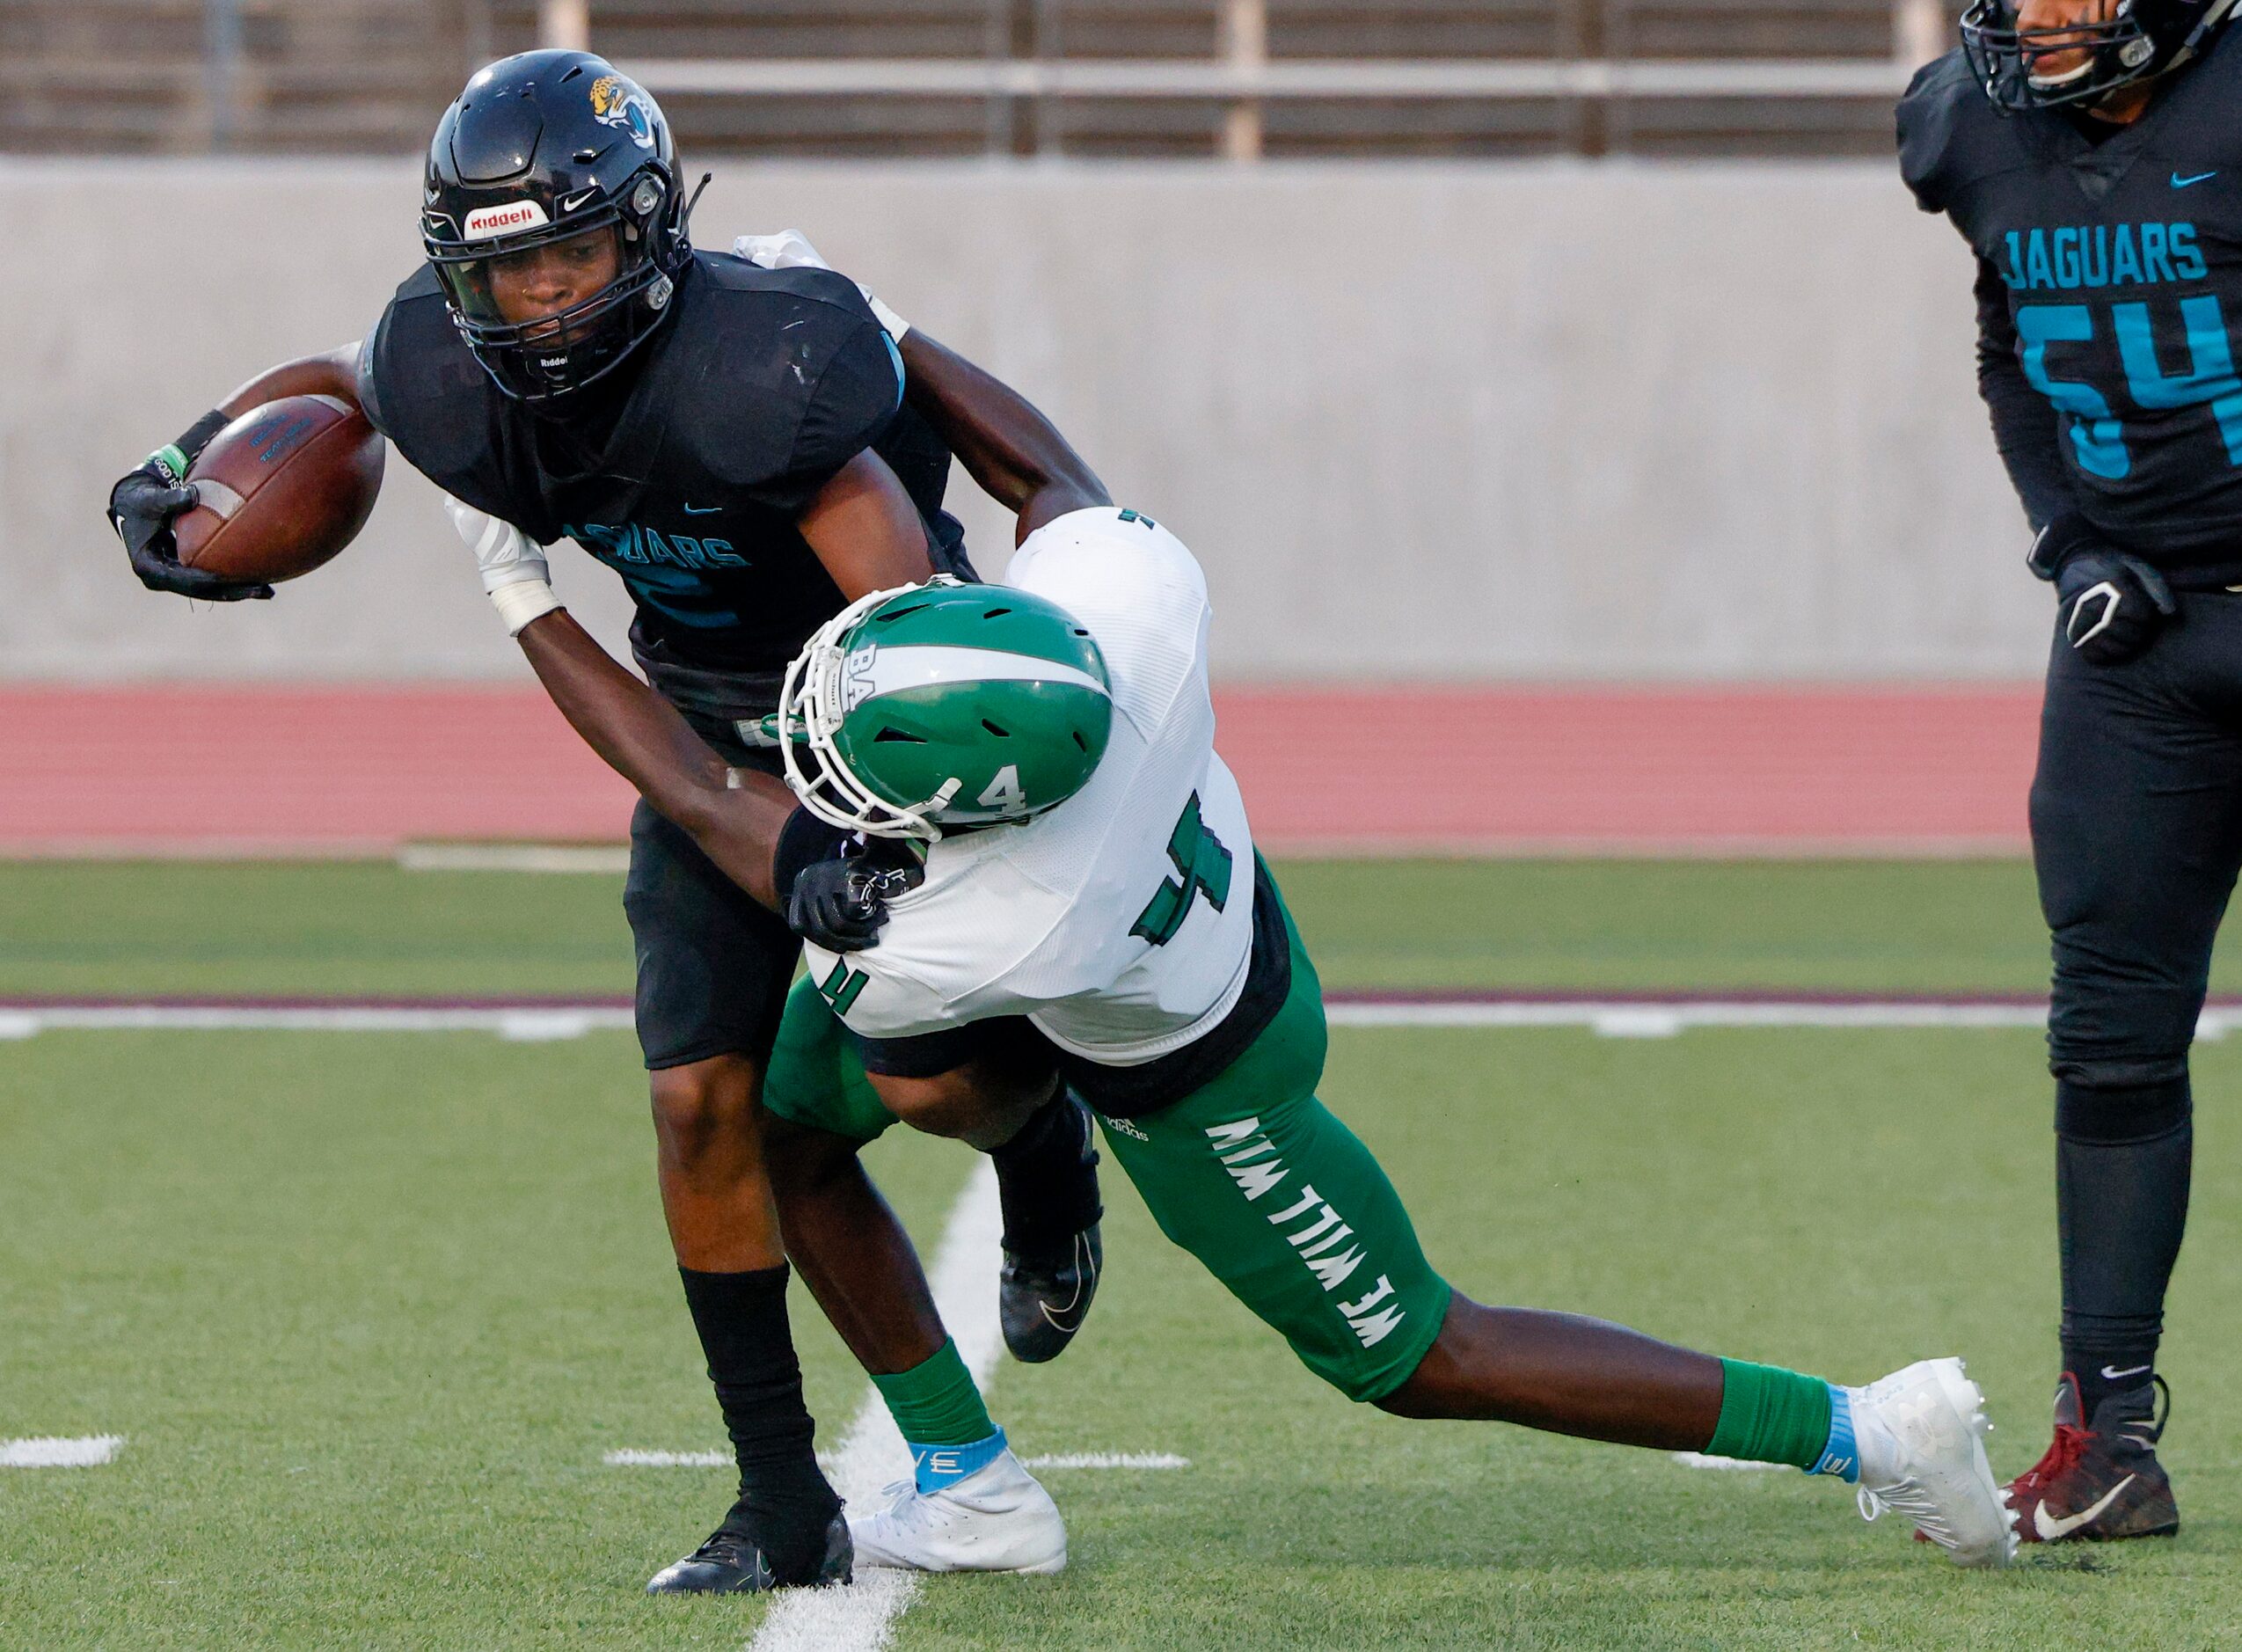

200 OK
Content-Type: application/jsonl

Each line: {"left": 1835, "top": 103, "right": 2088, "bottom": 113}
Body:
{"left": 0, "top": 683, "right": 2041, "bottom": 857}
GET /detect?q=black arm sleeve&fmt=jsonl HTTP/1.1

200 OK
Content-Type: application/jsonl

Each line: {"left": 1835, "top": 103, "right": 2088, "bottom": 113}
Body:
{"left": 769, "top": 808, "right": 852, "bottom": 907}
{"left": 1973, "top": 255, "right": 2077, "bottom": 534}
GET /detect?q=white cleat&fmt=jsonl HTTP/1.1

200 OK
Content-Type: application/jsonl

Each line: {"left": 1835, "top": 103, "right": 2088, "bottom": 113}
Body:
{"left": 848, "top": 1448, "right": 1068, "bottom": 1575}
{"left": 1849, "top": 1356, "right": 2018, "bottom": 1568}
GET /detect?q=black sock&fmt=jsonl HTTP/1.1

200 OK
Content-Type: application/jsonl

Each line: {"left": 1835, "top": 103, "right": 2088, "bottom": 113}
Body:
{"left": 677, "top": 1264, "right": 840, "bottom": 1575}
{"left": 2055, "top": 1076, "right": 2192, "bottom": 1420}
{"left": 990, "top": 1090, "right": 1102, "bottom": 1254}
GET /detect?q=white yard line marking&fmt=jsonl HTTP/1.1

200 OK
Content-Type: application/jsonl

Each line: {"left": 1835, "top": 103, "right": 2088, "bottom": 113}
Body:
{"left": 1021, "top": 1452, "right": 1191, "bottom": 1470}
{"left": 749, "top": 1159, "right": 1004, "bottom": 1652}
{"left": 605, "top": 1449, "right": 732, "bottom": 1468}
{"left": 2, "top": 1436, "right": 124, "bottom": 1467}
{"left": 1670, "top": 1452, "right": 1786, "bottom": 1472}
{"left": 0, "top": 1006, "right": 636, "bottom": 1037}
{"left": 0, "top": 998, "right": 2101, "bottom": 1042}
{"left": 1324, "top": 1001, "right": 2057, "bottom": 1033}
{"left": 19, "top": 996, "right": 2238, "bottom": 1042}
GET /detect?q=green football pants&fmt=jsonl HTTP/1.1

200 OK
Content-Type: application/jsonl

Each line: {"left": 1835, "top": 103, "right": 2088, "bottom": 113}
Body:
{"left": 763, "top": 887, "right": 1451, "bottom": 1403}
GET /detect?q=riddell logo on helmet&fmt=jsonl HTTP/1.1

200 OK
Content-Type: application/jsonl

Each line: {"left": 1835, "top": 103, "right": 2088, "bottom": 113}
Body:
{"left": 463, "top": 200, "right": 551, "bottom": 239}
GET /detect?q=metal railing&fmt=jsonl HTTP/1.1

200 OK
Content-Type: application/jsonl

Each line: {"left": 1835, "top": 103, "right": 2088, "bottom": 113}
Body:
{"left": 18, "top": 0, "right": 1956, "bottom": 158}
{"left": 540, "top": 0, "right": 1951, "bottom": 161}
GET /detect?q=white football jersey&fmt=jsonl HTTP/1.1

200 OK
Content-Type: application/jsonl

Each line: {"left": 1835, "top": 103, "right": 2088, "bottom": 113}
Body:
{"left": 800, "top": 506, "right": 1257, "bottom": 1066}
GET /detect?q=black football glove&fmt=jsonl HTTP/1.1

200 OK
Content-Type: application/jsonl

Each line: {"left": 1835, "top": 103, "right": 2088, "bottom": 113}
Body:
{"left": 106, "top": 410, "right": 273, "bottom": 602}
{"left": 2028, "top": 515, "right": 2177, "bottom": 667}
{"left": 785, "top": 839, "right": 924, "bottom": 954}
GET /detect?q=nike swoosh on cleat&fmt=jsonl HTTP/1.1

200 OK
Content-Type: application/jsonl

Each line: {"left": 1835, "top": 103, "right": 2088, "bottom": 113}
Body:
{"left": 2173, "top": 171, "right": 2218, "bottom": 187}
{"left": 2100, "top": 1363, "right": 2152, "bottom": 1381}
{"left": 1035, "top": 1235, "right": 1099, "bottom": 1332}
{"left": 2034, "top": 1475, "right": 2136, "bottom": 1540}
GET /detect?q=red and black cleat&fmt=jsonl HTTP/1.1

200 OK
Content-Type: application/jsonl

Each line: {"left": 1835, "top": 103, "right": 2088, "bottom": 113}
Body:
{"left": 2005, "top": 1374, "right": 2178, "bottom": 1544}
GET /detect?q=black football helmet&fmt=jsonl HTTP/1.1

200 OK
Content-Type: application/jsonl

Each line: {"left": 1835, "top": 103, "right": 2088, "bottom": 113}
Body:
{"left": 1961, "top": 0, "right": 2239, "bottom": 111}
{"left": 421, "top": 50, "right": 697, "bottom": 403}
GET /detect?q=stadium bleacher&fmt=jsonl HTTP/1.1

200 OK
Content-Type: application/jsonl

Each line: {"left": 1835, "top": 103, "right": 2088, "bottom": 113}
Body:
{"left": 18, "top": 0, "right": 1954, "bottom": 160}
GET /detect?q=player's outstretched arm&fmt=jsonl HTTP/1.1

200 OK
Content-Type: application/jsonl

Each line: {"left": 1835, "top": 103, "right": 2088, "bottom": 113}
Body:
{"left": 450, "top": 498, "right": 796, "bottom": 905}
{"left": 896, "top": 331, "right": 1111, "bottom": 544}
{"left": 514, "top": 607, "right": 797, "bottom": 908}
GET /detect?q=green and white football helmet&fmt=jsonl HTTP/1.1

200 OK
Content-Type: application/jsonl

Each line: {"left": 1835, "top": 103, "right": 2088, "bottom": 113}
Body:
{"left": 775, "top": 575, "right": 1114, "bottom": 841}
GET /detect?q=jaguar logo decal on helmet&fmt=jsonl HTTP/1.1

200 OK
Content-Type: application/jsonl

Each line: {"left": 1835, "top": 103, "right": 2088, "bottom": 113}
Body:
{"left": 589, "top": 75, "right": 656, "bottom": 148}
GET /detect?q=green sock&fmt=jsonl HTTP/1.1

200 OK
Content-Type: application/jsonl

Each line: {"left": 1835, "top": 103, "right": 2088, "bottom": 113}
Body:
{"left": 1705, "top": 1357, "right": 1835, "bottom": 1470}
{"left": 872, "top": 1338, "right": 996, "bottom": 1448}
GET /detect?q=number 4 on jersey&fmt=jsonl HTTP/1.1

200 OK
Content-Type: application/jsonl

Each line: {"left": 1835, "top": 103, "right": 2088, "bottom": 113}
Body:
{"left": 1132, "top": 792, "right": 1232, "bottom": 947}
{"left": 818, "top": 958, "right": 868, "bottom": 1015}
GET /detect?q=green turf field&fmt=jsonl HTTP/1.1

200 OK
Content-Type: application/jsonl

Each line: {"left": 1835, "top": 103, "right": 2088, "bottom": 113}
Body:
{"left": 13, "top": 854, "right": 2234, "bottom": 998}
{"left": 5, "top": 859, "right": 2241, "bottom": 1649}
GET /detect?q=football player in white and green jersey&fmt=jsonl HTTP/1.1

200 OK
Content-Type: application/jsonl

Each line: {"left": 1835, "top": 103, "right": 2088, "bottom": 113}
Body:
{"left": 458, "top": 239, "right": 2020, "bottom": 1576}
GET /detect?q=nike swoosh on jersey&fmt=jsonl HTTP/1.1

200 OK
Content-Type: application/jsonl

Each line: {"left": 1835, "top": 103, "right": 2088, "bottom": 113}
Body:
{"left": 683, "top": 503, "right": 723, "bottom": 515}
{"left": 2034, "top": 1474, "right": 2136, "bottom": 1539}
{"left": 2173, "top": 171, "right": 2218, "bottom": 187}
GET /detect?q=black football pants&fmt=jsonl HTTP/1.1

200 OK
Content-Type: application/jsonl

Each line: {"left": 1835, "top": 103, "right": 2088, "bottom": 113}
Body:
{"left": 2029, "top": 592, "right": 2242, "bottom": 1381}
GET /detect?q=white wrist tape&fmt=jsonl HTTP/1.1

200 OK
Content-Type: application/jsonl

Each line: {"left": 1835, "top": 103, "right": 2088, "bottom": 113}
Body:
{"left": 492, "top": 580, "right": 563, "bottom": 637}
{"left": 867, "top": 294, "right": 911, "bottom": 342}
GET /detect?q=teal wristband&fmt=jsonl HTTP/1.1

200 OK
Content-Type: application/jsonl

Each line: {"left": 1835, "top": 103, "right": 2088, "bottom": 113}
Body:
{"left": 147, "top": 444, "right": 191, "bottom": 486}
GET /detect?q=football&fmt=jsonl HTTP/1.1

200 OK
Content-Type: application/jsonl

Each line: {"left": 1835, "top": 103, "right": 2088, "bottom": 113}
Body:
{"left": 174, "top": 394, "right": 385, "bottom": 584}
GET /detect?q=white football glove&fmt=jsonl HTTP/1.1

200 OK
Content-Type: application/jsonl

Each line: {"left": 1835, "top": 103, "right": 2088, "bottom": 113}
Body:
{"left": 733, "top": 229, "right": 910, "bottom": 340}
{"left": 447, "top": 496, "right": 561, "bottom": 637}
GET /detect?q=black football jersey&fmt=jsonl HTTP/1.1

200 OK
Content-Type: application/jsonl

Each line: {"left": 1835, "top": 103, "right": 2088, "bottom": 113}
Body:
{"left": 1902, "top": 30, "right": 2242, "bottom": 563}
{"left": 362, "top": 252, "right": 970, "bottom": 751}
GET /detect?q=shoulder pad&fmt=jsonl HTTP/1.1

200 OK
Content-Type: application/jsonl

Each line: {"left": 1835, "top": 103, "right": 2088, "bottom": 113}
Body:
{"left": 363, "top": 262, "right": 531, "bottom": 530}
{"left": 1897, "top": 49, "right": 2001, "bottom": 215}
{"left": 695, "top": 252, "right": 875, "bottom": 313}
{"left": 391, "top": 263, "right": 446, "bottom": 303}
{"left": 661, "top": 253, "right": 900, "bottom": 494}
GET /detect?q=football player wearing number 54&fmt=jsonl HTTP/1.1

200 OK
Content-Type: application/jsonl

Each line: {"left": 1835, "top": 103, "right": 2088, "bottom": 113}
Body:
{"left": 1898, "top": 0, "right": 2242, "bottom": 1545}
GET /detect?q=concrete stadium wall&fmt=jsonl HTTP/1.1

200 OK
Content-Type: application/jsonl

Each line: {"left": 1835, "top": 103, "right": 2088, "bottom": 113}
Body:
{"left": 2, "top": 158, "right": 2040, "bottom": 683}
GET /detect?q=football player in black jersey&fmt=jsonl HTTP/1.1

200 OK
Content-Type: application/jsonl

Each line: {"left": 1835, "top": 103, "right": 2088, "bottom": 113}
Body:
{"left": 1900, "top": 0, "right": 2242, "bottom": 1544}
{"left": 104, "top": 51, "right": 1101, "bottom": 1594}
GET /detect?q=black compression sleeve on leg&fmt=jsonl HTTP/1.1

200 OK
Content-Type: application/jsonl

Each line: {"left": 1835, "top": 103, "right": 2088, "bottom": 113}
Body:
{"left": 990, "top": 1091, "right": 1102, "bottom": 1254}
{"left": 2056, "top": 1077, "right": 2193, "bottom": 1416}
{"left": 677, "top": 1264, "right": 840, "bottom": 1574}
